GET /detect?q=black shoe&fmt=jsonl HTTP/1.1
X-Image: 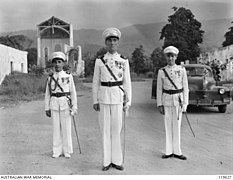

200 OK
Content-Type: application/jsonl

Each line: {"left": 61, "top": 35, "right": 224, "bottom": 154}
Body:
{"left": 174, "top": 154, "right": 187, "bottom": 160}
{"left": 112, "top": 163, "right": 124, "bottom": 171}
{"left": 162, "top": 154, "right": 173, "bottom": 159}
{"left": 102, "top": 164, "right": 111, "bottom": 171}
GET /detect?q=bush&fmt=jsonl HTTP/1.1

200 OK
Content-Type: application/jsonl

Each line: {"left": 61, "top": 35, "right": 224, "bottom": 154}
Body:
{"left": 0, "top": 72, "right": 47, "bottom": 97}
{"left": 145, "top": 71, "right": 154, "bottom": 78}
{"left": 30, "top": 66, "right": 45, "bottom": 78}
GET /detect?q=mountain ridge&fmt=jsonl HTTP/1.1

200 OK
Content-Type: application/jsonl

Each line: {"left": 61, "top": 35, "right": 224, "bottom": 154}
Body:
{"left": 1, "top": 18, "right": 232, "bottom": 57}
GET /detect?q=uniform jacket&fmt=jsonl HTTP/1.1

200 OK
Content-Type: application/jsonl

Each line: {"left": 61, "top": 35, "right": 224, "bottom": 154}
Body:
{"left": 157, "top": 64, "right": 189, "bottom": 107}
{"left": 92, "top": 52, "right": 132, "bottom": 105}
{"left": 45, "top": 70, "right": 77, "bottom": 111}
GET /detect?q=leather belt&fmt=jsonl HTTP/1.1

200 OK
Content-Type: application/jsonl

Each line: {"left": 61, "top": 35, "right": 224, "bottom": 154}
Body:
{"left": 163, "top": 88, "right": 183, "bottom": 95}
{"left": 51, "top": 92, "right": 70, "bottom": 97}
{"left": 101, "top": 81, "right": 123, "bottom": 87}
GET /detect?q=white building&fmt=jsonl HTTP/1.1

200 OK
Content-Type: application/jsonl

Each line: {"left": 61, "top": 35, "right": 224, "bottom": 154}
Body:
{"left": 198, "top": 44, "right": 233, "bottom": 80}
{"left": 37, "top": 16, "right": 84, "bottom": 76}
{"left": 0, "top": 44, "right": 28, "bottom": 84}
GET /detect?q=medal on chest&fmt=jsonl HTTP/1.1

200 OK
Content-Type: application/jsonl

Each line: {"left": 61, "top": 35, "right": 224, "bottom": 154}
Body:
{"left": 175, "top": 70, "right": 181, "bottom": 78}
{"left": 61, "top": 77, "right": 70, "bottom": 84}
{"left": 115, "top": 61, "right": 124, "bottom": 69}
{"left": 118, "top": 72, "right": 123, "bottom": 78}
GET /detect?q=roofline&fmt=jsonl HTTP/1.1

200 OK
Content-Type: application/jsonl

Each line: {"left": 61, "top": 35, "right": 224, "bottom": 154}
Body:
{"left": 37, "top": 16, "right": 70, "bottom": 26}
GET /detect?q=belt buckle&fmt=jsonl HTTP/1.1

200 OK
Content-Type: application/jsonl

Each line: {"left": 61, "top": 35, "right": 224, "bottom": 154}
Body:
{"left": 107, "top": 81, "right": 111, "bottom": 87}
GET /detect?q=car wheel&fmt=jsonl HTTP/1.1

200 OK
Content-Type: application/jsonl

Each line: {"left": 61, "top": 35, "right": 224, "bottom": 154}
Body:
{"left": 218, "top": 105, "right": 227, "bottom": 113}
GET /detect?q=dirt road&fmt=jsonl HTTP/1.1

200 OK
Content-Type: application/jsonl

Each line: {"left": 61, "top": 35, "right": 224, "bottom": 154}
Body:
{"left": 0, "top": 80, "right": 232, "bottom": 175}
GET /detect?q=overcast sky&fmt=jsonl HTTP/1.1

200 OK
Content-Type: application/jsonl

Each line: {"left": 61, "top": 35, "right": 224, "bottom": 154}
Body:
{"left": 0, "top": 0, "right": 233, "bottom": 33}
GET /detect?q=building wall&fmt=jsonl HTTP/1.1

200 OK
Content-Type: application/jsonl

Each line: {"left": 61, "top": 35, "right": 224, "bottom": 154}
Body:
{"left": 198, "top": 44, "right": 233, "bottom": 80}
{"left": 198, "top": 45, "right": 233, "bottom": 63}
{"left": 0, "top": 44, "right": 28, "bottom": 84}
{"left": 38, "top": 38, "right": 69, "bottom": 67}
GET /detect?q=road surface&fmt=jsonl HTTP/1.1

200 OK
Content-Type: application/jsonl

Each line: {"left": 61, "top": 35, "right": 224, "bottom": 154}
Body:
{"left": 0, "top": 80, "right": 232, "bottom": 175}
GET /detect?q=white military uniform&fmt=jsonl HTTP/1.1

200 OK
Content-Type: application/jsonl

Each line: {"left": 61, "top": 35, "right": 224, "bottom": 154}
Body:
{"left": 92, "top": 52, "right": 132, "bottom": 166}
{"left": 157, "top": 64, "right": 189, "bottom": 155}
{"left": 45, "top": 70, "right": 77, "bottom": 157}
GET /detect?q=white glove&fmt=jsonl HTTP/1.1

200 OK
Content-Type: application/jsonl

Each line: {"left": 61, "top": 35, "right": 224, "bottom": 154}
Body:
{"left": 182, "top": 104, "right": 188, "bottom": 112}
{"left": 123, "top": 103, "right": 130, "bottom": 117}
{"left": 71, "top": 108, "right": 78, "bottom": 116}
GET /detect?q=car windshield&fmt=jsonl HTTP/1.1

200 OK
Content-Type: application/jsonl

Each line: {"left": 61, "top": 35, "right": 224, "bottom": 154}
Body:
{"left": 185, "top": 67, "right": 212, "bottom": 77}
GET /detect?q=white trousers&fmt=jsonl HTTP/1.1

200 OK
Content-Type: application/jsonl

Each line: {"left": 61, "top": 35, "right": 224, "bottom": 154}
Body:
{"left": 98, "top": 104, "right": 123, "bottom": 166}
{"left": 164, "top": 106, "right": 182, "bottom": 155}
{"left": 51, "top": 109, "right": 73, "bottom": 155}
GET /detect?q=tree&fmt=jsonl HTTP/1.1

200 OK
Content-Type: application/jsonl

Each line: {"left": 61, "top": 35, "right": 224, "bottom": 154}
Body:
{"left": 26, "top": 48, "right": 37, "bottom": 68}
{"left": 150, "top": 47, "right": 167, "bottom": 77}
{"left": 95, "top": 47, "right": 107, "bottom": 58}
{"left": 222, "top": 21, "right": 233, "bottom": 47}
{"left": 0, "top": 35, "right": 33, "bottom": 50}
{"left": 160, "top": 7, "right": 204, "bottom": 64}
{"left": 131, "top": 45, "right": 147, "bottom": 76}
{"left": 150, "top": 47, "right": 166, "bottom": 69}
{"left": 84, "top": 47, "right": 107, "bottom": 77}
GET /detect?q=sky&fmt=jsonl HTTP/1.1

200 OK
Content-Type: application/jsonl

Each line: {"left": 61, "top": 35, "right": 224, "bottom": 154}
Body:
{"left": 0, "top": 0, "right": 233, "bottom": 33}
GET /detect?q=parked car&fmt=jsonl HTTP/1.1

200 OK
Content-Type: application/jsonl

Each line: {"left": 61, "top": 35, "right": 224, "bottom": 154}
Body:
{"left": 151, "top": 64, "right": 232, "bottom": 113}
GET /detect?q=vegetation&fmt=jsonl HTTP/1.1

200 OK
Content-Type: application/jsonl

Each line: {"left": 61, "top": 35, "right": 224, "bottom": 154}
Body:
{"left": 26, "top": 47, "right": 37, "bottom": 67}
{"left": 130, "top": 45, "right": 150, "bottom": 76}
{"left": 150, "top": 47, "right": 166, "bottom": 75}
{"left": 0, "top": 72, "right": 47, "bottom": 106}
{"left": 84, "top": 47, "right": 107, "bottom": 77}
{"left": 222, "top": 21, "right": 233, "bottom": 47}
{"left": 0, "top": 35, "right": 33, "bottom": 50}
{"left": 0, "top": 35, "right": 37, "bottom": 69}
{"left": 160, "top": 7, "right": 204, "bottom": 64}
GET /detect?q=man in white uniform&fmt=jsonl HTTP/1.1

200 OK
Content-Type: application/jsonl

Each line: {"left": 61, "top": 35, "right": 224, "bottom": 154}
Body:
{"left": 45, "top": 52, "right": 77, "bottom": 159}
{"left": 92, "top": 28, "right": 132, "bottom": 171}
{"left": 157, "top": 46, "right": 189, "bottom": 160}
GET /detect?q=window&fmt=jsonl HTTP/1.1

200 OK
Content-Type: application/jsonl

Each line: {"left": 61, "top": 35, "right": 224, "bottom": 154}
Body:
{"left": 21, "top": 63, "right": 24, "bottom": 72}
{"left": 45, "top": 47, "right": 48, "bottom": 62}
{"left": 10, "top": 62, "right": 13, "bottom": 73}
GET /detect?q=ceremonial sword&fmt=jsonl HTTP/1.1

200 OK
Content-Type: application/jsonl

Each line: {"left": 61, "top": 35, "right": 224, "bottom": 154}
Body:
{"left": 123, "top": 109, "right": 127, "bottom": 163}
{"left": 178, "top": 96, "right": 195, "bottom": 138}
{"left": 72, "top": 114, "right": 82, "bottom": 154}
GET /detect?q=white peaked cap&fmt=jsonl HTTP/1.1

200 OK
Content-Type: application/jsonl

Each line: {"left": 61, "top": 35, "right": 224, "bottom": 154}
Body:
{"left": 51, "top": 51, "right": 66, "bottom": 61}
{"left": 102, "top": 27, "right": 121, "bottom": 40}
{"left": 163, "top": 46, "right": 179, "bottom": 55}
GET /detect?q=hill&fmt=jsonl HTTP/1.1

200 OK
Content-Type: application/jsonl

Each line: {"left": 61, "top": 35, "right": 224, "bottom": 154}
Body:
{"left": 1, "top": 18, "right": 232, "bottom": 57}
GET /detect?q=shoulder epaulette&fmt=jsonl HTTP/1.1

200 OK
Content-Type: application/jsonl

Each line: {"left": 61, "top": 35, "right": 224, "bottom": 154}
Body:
{"left": 98, "top": 55, "right": 104, "bottom": 60}
{"left": 48, "top": 72, "right": 53, "bottom": 77}
{"left": 120, "top": 55, "right": 127, "bottom": 60}
{"left": 65, "top": 70, "right": 71, "bottom": 74}
{"left": 177, "top": 65, "right": 184, "bottom": 69}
